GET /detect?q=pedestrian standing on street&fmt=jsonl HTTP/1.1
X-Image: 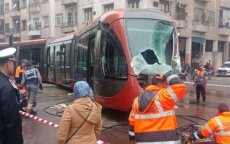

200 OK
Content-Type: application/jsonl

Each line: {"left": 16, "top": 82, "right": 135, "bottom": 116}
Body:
{"left": 57, "top": 81, "right": 102, "bottom": 144}
{"left": 21, "top": 60, "right": 43, "bottom": 115}
{"left": 0, "top": 47, "right": 23, "bottom": 144}
{"left": 186, "top": 103, "right": 230, "bottom": 144}
{"left": 194, "top": 64, "right": 208, "bottom": 105}
{"left": 128, "top": 70, "right": 186, "bottom": 143}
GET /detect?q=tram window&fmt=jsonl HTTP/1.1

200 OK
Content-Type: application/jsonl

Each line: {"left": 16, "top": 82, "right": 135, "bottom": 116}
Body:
{"left": 19, "top": 48, "right": 41, "bottom": 68}
{"left": 31, "top": 48, "right": 40, "bottom": 68}
{"left": 101, "top": 29, "right": 128, "bottom": 80}
{"left": 75, "top": 37, "right": 88, "bottom": 79}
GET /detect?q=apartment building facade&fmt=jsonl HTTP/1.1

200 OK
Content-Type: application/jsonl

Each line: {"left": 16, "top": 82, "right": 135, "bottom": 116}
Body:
{"left": 1, "top": 0, "right": 230, "bottom": 68}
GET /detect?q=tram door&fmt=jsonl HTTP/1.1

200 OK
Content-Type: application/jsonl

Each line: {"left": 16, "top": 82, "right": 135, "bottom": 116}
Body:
{"left": 46, "top": 47, "right": 55, "bottom": 82}
{"left": 87, "top": 36, "right": 95, "bottom": 89}
{"left": 55, "top": 44, "right": 71, "bottom": 85}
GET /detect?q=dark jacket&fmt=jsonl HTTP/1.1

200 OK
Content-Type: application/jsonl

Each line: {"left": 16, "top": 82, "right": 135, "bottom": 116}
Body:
{"left": 0, "top": 72, "right": 23, "bottom": 144}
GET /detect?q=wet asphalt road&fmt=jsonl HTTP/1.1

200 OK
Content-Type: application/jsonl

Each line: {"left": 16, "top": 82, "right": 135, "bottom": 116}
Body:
{"left": 22, "top": 76, "right": 230, "bottom": 144}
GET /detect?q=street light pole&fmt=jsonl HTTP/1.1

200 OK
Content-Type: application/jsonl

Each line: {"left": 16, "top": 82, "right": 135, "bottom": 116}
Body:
{"left": 9, "top": 33, "right": 13, "bottom": 47}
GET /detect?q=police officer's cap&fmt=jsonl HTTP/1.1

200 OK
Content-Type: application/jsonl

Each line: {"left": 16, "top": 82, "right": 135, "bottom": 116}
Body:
{"left": 0, "top": 47, "right": 16, "bottom": 62}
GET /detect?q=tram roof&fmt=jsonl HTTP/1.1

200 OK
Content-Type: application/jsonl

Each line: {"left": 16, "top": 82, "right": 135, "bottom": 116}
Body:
{"left": 47, "top": 32, "right": 75, "bottom": 45}
{"left": 75, "top": 9, "right": 175, "bottom": 37}
{"left": 0, "top": 39, "right": 47, "bottom": 48}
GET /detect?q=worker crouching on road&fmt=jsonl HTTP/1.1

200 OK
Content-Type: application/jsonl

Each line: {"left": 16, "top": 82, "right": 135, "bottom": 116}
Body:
{"left": 57, "top": 81, "right": 102, "bottom": 144}
{"left": 129, "top": 70, "right": 186, "bottom": 144}
{"left": 187, "top": 103, "right": 230, "bottom": 144}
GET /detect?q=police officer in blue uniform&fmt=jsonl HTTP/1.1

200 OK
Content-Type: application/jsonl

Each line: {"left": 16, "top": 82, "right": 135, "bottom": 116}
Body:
{"left": 0, "top": 47, "right": 23, "bottom": 144}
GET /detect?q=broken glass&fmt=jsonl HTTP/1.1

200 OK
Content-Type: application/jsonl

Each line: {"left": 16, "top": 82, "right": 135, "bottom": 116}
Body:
{"left": 125, "top": 19, "right": 180, "bottom": 75}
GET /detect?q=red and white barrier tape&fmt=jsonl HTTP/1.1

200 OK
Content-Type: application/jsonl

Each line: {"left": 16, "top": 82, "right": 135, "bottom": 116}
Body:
{"left": 19, "top": 110, "right": 108, "bottom": 144}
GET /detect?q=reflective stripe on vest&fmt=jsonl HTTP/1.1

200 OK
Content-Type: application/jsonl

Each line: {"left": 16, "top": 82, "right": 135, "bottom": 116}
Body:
{"left": 215, "top": 117, "right": 224, "bottom": 132}
{"left": 25, "top": 68, "right": 37, "bottom": 80}
{"left": 134, "top": 110, "right": 175, "bottom": 120}
{"left": 136, "top": 140, "right": 180, "bottom": 144}
{"left": 167, "top": 87, "right": 178, "bottom": 103}
{"left": 155, "top": 94, "right": 163, "bottom": 112}
{"left": 204, "top": 124, "right": 213, "bottom": 134}
{"left": 215, "top": 131, "right": 230, "bottom": 136}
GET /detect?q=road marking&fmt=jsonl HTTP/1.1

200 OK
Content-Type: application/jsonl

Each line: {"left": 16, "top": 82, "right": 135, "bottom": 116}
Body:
{"left": 185, "top": 82, "right": 230, "bottom": 88}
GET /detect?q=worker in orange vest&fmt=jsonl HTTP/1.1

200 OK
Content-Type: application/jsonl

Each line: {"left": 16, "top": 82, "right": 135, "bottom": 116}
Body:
{"left": 15, "top": 59, "right": 27, "bottom": 88}
{"left": 129, "top": 70, "right": 186, "bottom": 144}
{"left": 194, "top": 64, "right": 208, "bottom": 105}
{"left": 186, "top": 103, "right": 230, "bottom": 144}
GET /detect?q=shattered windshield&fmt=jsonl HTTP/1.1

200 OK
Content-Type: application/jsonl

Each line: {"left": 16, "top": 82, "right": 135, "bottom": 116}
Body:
{"left": 125, "top": 19, "right": 180, "bottom": 75}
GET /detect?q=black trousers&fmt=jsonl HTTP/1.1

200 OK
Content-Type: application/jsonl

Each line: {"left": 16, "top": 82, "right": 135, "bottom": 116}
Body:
{"left": 196, "top": 84, "right": 206, "bottom": 102}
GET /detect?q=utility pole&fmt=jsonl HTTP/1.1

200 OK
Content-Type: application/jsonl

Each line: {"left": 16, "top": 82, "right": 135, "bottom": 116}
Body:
{"left": 9, "top": 33, "right": 13, "bottom": 47}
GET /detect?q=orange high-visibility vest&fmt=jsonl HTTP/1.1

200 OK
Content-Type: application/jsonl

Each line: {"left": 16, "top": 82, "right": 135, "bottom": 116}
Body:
{"left": 194, "top": 70, "right": 208, "bottom": 85}
{"left": 15, "top": 66, "right": 24, "bottom": 78}
{"left": 129, "top": 74, "right": 186, "bottom": 143}
{"left": 200, "top": 112, "right": 230, "bottom": 144}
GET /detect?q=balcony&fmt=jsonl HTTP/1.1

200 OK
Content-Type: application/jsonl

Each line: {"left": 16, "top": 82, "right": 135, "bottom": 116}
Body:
{"left": 10, "top": 10, "right": 20, "bottom": 19}
{"left": 220, "top": 0, "right": 230, "bottom": 7}
{"left": 192, "top": 24, "right": 208, "bottom": 33}
{"left": 29, "top": 5, "right": 41, "bottom": 13}
{"left": 195, "top": 0, "right": 210, "bottom": 3}
{"left": 176, "top": 20, "right": 187, "bottom": 29}
{"left": 28, "top": 25, "right": 41, "bottom": 36}
{"left": 61, "top": 22, "right": 75, "bottom": 33}
{"left": 219, "top": 24, "right": 230, "bottom": 35}
{"left": 62, "top": 0, "right": 77, "bottom": 7}
{"left": 29, "top": 2, "right": 41, "bottom": 13}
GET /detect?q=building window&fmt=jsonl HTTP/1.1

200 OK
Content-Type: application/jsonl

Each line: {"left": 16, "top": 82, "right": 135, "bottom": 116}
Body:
{"left": 43, "top": 16, "right": 49, "bottom": 27}
{"left": 207, "top": 11, "right": 215, "bottom": 26}
{"left": 55, "top": 14, "right": 63, "bottom": 26}
{"left": 67, "top": 13, "right": 73, "bottom": 26}
{"left": 75, "top": 12, "right": 78, "bottom": 25}
{"left": 22, "top": 20, "right": 27, "bottom": 31}
{"left": 219, "top": 8, "right": 230, "bottom": 28}
{"left": 194, "top": 8, "right": 205, "bottom": 24}
{"left": 0, "top": 0, "right": 4, "bottom": 15}
{"left": 5, "top": 3, "right": 9, "bottom": 13}
{"left": 104, "top": 3, "right": 114, "bottom": 13}
{"left": 153, "top": 2, "right": 159, "bottom": 7}
{"left": 84, "top": 8, "right": 92, "bottom": 23}
{"left": 160, "top": 0, "right": 170, "bottom": 13}
{"left": 13, "top": 19, "right": 20, "bottom": 32}
{"left": 205, "top": 40, "right": 213, "bottom": 52}
{"left": 127, "top": 0, "right": 140, "bottom": 8}
{"left": 0, "top": 20, "right": 4, "bottom": 33}
{"left": 176, "top": 2, "right": 186, "bottom": 20}
{"left": 21, "top": 0, "right": 27, "bottom": 9}
{"left": 5, "top": 23, "right": 9, "bottom": 33}
{"left": 218, "top": 41, "right": 225, "bottom": 52}
{"left": 12, "top": 2, "right": 20, "bottom": 11}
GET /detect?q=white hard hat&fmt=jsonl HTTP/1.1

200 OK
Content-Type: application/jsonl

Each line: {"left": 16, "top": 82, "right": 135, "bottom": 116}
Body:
{"left": 0, "top": 47, "right": 16, "bottom": 61}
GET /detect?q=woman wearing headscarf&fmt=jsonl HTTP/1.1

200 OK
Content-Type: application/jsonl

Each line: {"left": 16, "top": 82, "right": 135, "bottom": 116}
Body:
{"left": 57, "top": 81, "right": 102, "bottom": 144}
